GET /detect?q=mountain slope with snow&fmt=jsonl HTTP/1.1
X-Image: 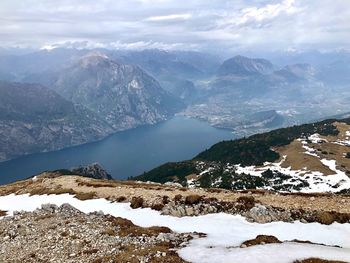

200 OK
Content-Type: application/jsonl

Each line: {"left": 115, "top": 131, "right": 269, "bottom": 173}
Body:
{"left": 135, "top": 117, "right": 350, "bottom": 193}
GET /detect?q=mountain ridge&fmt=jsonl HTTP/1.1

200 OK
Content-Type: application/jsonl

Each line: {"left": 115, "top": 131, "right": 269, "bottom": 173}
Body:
{"left": 134, "top": 117, "right": 350, "bottom": 193}
{"left": 0, "top": 81, "right": 114, "bottom": 162}
{"left": 53, "top": 53, "right": 183, "bottom": 130}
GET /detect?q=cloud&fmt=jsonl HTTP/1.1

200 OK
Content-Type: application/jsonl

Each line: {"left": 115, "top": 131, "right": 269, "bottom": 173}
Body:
{"left": 145, "top": 13, "right": 192, "bottom": 22}
{"left": 0, "top": 0, "right": 348, "bottom": 54}
{"left": 237, "top": 0, "right": 300, "bottom": 25}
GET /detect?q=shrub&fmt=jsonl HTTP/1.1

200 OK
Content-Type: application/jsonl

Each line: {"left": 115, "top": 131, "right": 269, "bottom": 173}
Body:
{"left": 162, "top": 196, "right": 169, "bottom": 204}
{"left": 151, "top": 203, "right": 164, "bottom": 211}
{"left": 236, "top": 196, "right": 256, "bottom": 210}
{"left": 116, "top": 196, "right": 126, "bottom": 202}
{"left": 185, "top": 195, "right": 202, "bottom": 205}
{"left": 316, "top": 211, "right": 336, "bottom": 225}
{"left": 75, "top": 192, "right": 96, "bottom": 201}
{"left": 130, "top": 197, "right": 144, "bottom": 209}
{"left": 174, "top": 194, "right": 183, "bottom": 202}
{"left": 242, "top": 235, "right": 281, "bottom": 247}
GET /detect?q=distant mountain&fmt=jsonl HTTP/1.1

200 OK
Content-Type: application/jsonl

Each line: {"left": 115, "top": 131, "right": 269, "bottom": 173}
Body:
{"left": 317, "top": 59, "right": 350, "bottom": 85}
{"left": 272, "top": 64, "right": 315, "bottom": 83}
{"left": 110, "top": 49, "right": 221, "bottom": 103}
{"left": 113, "top": 49, "right": 221, "bottom": 79}
{"left": 53, "top": 53, "right": 183, "bottom": 130}
{"left": 0, "top": 48, "right": 88, "bottom": 82}
{"left": 0, "top": 81, "right": 113, "bottom": 162}
{"left": 134, "top": 117, "right": 350, "bottom": 193}
{"left": 217, "top": 55, "right": 274, "bottom": 77}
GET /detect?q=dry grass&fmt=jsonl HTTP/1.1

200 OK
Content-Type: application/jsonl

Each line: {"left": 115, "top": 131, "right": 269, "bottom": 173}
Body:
{"left": 28, "top": 185, "right": 97, "bottom": 201}
{"left": 294, "top": 258, "right": 347, "bottom": 263}
{"left": 277, "top": 140, "right": 334, "bottom": 175}
{"left": 276, "top": 122, "right": 350, "bottom": 176}
{"left": 74, "top": 191, "right": 96, "bottom": 201}
{"left": 241, "top": 235, "right": 281, "bottom": 247}
{"left": 315, "top": 211, "right": 350, "bottom": 225}
{"left": 106, "top": 215, "right": 172, "bottom": 238}
{"left": 0, "top": 210, "right": 7, "bottom": 217}
{"left": 76, "top": 179, "right": 118, "bottom": 188}
{"left": 2, "top": 173, "right": 350, "bottom": 219}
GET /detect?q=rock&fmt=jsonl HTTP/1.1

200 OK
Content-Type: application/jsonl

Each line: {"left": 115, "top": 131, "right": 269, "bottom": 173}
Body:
{"left": 0, "top": 203, "right": 190, "bottom": 262}
{"left": 178, "top": 206, "right": 186, "bottom": 216}
{"left": 41, "top": 204, "right": 58, "bottom": 213}
{"left": 59, "top": 203, "right": 82, "bottom": 214}
{"left": 71, "top": 163, "right": 113, "bottom": 180}
{"left": 185, "top": 206, "right": 194, "bottom": 216}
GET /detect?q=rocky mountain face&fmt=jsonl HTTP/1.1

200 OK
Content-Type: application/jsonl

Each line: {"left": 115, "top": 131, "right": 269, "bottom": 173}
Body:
{"left": 53, "top": 53, "right": 183, "bottom": 130}
{"left": 217, "top": 55, "right": 274, "bottom": 77}
{"left": 271, "top": 63, "right": 315, "bottom": 83}
{"left": 70, "top": 163, "right": 113, "bottom": 180}
{"left": 134, "top": 117, "right": 350, "bottom": 193}
{"left": 0, "top": 82, "right": 113, "bottom": 162}
{"left": 0, "top": 51, "right": 185, "bottom": 162}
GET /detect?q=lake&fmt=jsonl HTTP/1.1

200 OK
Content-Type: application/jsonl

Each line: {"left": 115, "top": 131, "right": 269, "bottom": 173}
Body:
{"left": 0, "top": 116, "right": 235, "bottom": 185}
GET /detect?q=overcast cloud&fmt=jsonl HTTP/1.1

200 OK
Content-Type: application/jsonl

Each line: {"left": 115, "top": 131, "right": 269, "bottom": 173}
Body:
{"left": 0, "top": 0, "right": 349, "bottom": 52}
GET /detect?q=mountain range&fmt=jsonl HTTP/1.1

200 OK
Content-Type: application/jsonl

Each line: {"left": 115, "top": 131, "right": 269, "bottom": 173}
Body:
{"left": 0, "top": 48, "right": 349, "bottom": 161}
{"left": 0, "top": 51, "right": 184, "bottom": 161}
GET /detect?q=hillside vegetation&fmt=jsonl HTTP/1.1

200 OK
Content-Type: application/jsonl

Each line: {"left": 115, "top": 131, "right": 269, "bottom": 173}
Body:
{"left": 134, "top": 117, "right": 348, "bottom": 187}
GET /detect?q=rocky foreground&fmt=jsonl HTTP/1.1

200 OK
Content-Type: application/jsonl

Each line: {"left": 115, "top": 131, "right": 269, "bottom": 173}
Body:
{"left": 0, "top": 203, "right": 192, "bottom": 263}
{"left": 0, "top": 173, "right": 350, "bottom": 263}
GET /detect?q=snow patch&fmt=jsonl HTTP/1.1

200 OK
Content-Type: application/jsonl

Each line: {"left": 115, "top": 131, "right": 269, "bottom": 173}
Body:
{"left": 0, "top": 194, "right": 350, "bottom": 263}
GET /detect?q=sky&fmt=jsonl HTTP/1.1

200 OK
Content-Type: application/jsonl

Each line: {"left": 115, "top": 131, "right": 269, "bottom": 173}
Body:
{"left": 0, "top": 0, "right": 349, "bottom": 53}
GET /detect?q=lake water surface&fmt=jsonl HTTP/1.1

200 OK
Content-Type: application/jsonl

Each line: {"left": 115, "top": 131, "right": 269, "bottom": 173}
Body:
{"left": 0, "top": 117, "right": 235, "bottom": 185}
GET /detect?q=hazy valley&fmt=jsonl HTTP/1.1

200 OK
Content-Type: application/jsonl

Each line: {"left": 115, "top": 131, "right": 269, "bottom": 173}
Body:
{"left": 1, "top": 1, "right": 350, "bottom": 262}
{"left": 0, "top": 48, "right": 350, "bottom": 162}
